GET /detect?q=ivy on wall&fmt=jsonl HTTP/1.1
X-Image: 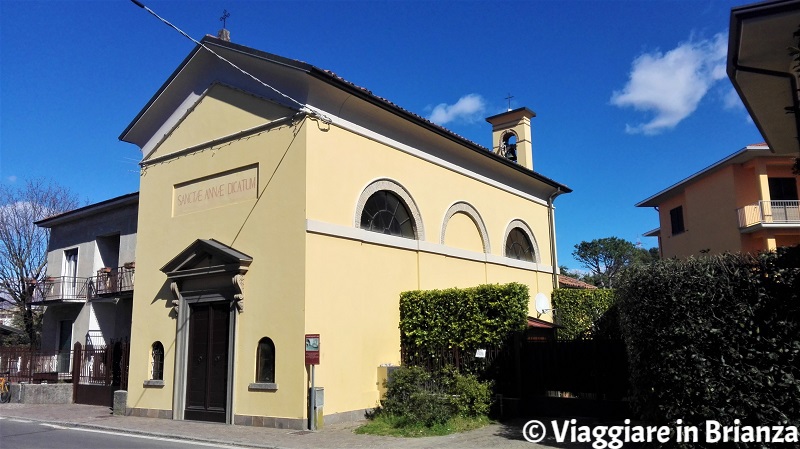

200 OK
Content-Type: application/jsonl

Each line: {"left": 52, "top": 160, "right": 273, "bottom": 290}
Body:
{"left": 399, "top": 283, "right": 529, "bottom": 351}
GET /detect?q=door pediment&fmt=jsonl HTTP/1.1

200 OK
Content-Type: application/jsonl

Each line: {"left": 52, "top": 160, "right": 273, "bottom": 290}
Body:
{"left": 162, "top": 239, "right": 252, "bottom": 280}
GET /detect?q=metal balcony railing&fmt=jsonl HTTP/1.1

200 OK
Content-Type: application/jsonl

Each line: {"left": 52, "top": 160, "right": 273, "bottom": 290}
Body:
{"left": 94, "top": 266, "right": 135, "bottom": 297}
{"left": 31, "top": 276, "right": 90, "bottom": 303}
{"left": 737, "top": 200, "right": 800, "bottom": 228}
{"left": 29, "top": 265, "right": 135, "bottom": 304}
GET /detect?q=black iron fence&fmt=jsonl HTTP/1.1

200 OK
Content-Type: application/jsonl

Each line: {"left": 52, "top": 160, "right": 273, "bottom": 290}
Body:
{"left": 521, "top": 339, "right": 629, "bottom": 400}
{"left": 401, "top": 337, "right": 629, "bottom": 402}
{"left": 0, "top": 341, "right": 130, "bottom": 393}
{"left": 72, "top": 341, "right": 130, "bottom": 388}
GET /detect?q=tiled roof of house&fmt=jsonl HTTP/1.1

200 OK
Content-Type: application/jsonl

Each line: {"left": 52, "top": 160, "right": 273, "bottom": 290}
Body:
{"left": 558, "top": 274, "right": 598, "bottom": 289}
{"left": 527, "top": 316, "right": 561, "bottom": 328}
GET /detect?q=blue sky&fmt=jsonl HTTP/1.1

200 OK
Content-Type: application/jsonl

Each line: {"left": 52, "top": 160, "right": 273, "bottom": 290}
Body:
{"left": 0, "top": 0, "right": 764, "bottom": 271}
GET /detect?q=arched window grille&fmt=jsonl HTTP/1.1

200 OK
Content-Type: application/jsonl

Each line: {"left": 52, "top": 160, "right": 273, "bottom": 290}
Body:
{"left": 151, "top": 341, "right": 164, "bottom": 381}
{"left": 359, "top": 191, "right": 416, "bottom": 239}
{"left": 505, "top": 227, "right": 535, "bottom": 262}
{"left": 256, "top": 337, "right": 275, "bottom": 383}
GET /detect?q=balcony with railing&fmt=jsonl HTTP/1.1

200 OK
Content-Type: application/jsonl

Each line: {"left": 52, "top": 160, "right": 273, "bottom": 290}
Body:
{"left": 737, "top": 200, "right": 800, "bottom": 229}
{"left": 31, "top": 276, "right": 91, "bottom": 304}
{"left": 93, "top": 265, "right": 135, "bottom": 298}
{"left": 30, "top": 265, "right": 135, "bottom": 305}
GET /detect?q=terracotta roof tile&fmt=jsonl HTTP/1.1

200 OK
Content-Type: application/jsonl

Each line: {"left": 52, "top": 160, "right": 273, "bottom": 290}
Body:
{"left": 558, "top": 274, "right": 598, "bottom": 289}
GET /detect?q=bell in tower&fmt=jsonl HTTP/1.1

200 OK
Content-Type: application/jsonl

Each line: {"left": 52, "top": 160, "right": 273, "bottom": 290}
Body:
{"left": 500, "top": 132, "right": 518, "bottom": 163}
{"left": 485, "top": 107, "right": 536, "bottom": 170}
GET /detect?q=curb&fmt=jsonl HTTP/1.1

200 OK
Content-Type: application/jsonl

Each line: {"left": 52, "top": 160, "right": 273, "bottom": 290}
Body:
{"left": 0, "top": 415, "right": 290, "bottom": 449}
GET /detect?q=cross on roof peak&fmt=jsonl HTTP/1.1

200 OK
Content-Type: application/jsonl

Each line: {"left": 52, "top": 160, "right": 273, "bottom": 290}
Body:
{"left": 220, "top": 10, "right": 230, "bottom": 29}
{"left": 505, "top": 93, "right": 514, "bottom": 111}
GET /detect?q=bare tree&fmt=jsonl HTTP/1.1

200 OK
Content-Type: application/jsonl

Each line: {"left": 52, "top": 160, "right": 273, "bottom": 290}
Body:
{"left": 0, "top": 179, "right": 78, "bottom": 347}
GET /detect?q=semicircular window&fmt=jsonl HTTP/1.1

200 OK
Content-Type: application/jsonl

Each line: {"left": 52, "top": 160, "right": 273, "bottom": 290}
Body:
{"left": 359, "top": 190, "right": 416, "bottom": 239}
{"left": 505, "top": 227, "right": 534, "bottom": 262}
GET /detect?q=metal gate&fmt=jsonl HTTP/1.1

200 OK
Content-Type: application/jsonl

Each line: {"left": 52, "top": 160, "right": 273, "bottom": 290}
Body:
{"left": 72, "top": 341, "right": 129, "bottom": 407}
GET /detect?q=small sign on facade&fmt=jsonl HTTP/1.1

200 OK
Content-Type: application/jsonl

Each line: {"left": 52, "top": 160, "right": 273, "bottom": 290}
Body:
{"left": 475, "top": 349, "right": 487, "bottom": 358}
{"left": 305, "top": 334, "right": 320, "bottom": 365}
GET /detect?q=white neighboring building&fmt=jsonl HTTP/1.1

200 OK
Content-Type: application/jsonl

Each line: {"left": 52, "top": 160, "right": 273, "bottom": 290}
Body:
{"left": 33, "top": 193, "right": 138, "bottom": 360}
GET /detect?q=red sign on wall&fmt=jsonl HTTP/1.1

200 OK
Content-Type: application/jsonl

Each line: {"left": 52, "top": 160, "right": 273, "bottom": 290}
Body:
{"left": 305, "top": 334, "right": 320, "bottom": 365}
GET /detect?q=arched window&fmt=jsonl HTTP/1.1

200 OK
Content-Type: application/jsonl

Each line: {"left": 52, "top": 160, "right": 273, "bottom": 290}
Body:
{"left": 256, "top": 337, "right": 275, "bottom": 383}
{"left": 151, "top": 341, "right": 164, "bottom": 381}
{"left": 503, "top": 220, "right": 540, "bottom": 263}
{"left": 505, "top": 228, "right": 534, "bottom": 261}
{"left": 354, "top": 179, "right": 424, "bottom": 240}
{"left": 359, "top": 191, "right": 416, "bottom": 239}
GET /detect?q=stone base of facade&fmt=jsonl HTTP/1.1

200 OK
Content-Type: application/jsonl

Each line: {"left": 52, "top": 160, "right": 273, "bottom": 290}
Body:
{"left": 126, "top": 407, "right": 372, "bottom": 430}
{"left": 233, "top": 414, "right": 305, "bottom": 430}
{"left": 322, "top": 408, "right": 372, "bottom": 425}
{"left": 126, "top": 407, "right": 173, "bottom": 419}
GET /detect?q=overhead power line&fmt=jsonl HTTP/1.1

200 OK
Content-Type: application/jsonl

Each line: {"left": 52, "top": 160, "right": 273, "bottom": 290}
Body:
{"left": 129, "top": 0, "right": 331, "bottom": 123}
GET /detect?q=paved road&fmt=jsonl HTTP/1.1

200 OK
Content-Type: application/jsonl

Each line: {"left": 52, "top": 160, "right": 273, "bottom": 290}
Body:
{"left": 0, "top": 403, "right": 554, "bottom": 449}
{"left": 0, "top": 417, "right": 255, "bottom": 449}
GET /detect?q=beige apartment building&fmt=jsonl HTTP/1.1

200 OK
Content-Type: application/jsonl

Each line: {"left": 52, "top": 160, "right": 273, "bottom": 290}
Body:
{"left": 638, "top": 144, "right": 799, "bottom": 258}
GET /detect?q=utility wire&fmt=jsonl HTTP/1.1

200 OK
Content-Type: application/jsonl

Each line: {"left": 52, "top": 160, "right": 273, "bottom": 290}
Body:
{"left": 130, "top": 0, "right": 331, "bottom": 123}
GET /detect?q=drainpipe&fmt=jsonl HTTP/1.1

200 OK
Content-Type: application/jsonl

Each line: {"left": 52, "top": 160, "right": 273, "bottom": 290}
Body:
{"left": 548, "top": 187, "right": 564, "bottom": 290}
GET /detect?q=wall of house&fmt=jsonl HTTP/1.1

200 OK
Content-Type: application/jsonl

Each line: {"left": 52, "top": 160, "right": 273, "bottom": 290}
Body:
{"left": 302, "top": 120, "right": 556, "bottom": 416}
{"left": 88, "top": 300, "right": 133, "bottom": 345}
{"left": 40, "top": 304, "right": 81, "bottom": 352}
{"left": 73, "top": 304, "right": 91, "bottom": 348}
{"left": 659, "top": 166, "right": 743, "bottom": 258}
{"left": 733, "top": 163, "right": 760, "bottom": 209}
{"left": 128, "top": 86, "right": 308, "bottom": 423}
{"left": 46, "top": 203, "right": 138, "bottom": 279}
{"left": 776, "top": 234, "right": 800, "bottom": 247}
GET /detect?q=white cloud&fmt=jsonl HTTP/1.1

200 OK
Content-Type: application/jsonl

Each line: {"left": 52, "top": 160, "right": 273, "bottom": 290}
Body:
{"left": 427, "top": 94, "right": 486, "bottom": 125}
{"left": 5, "top": 176, "right": 17, "bottom": 183}
{"left": 611, "top": 33, "right": 728, "bottom": 135}
{"left": 722, "top": 87, "right": 744, "bottom": 110}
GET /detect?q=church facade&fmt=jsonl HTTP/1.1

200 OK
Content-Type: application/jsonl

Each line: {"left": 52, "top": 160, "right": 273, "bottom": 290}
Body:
{"left": 120, "top": 35, "right": 570, "bottom": 428}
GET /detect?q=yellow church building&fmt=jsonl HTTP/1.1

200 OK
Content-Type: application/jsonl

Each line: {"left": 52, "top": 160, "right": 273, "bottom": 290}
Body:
{"left": 119, "top": 35, "right": 570, "bottom": 428}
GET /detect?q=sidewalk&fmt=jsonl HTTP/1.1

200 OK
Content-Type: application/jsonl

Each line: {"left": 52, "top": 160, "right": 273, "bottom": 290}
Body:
{"left": 0, "top": 403, "right": 540, "bottom": 449}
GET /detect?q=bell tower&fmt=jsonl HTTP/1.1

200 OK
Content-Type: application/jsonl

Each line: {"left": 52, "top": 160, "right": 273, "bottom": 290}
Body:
{"left": 485, "top": 107, "right": 536, "bottom": 170}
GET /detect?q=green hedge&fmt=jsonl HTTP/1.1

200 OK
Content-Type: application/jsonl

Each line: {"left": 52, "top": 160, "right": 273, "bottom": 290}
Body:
{"left": 399, "top": 283, "right": 528, "bottom": 351}
{"left": 616, "top": 247, "right": 800, "bottom": 436}
{"left": 378, "top": 366, "right": 493, "bottom": 427}
{"left": 551, "top": 288, "right": 616, "bottom": 340}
